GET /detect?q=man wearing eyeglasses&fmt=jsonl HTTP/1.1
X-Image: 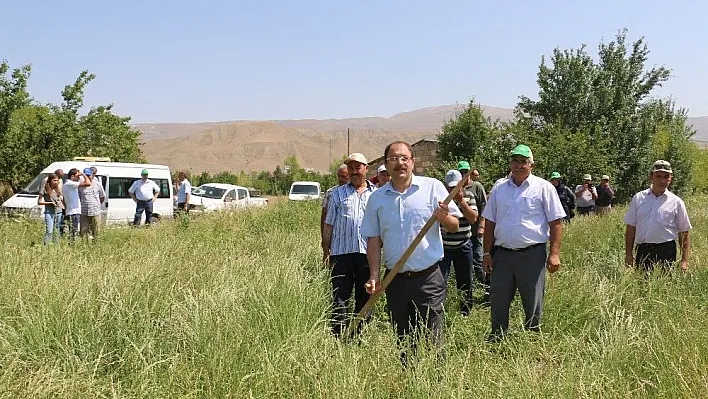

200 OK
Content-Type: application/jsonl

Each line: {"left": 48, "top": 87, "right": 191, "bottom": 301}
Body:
{"left": 481, "top": 144, "right": 566, "bottom": 342}
{"left": 361, "top": 141, "right": 461, "bottom": 363}
{"left": 624, "top": 160, "right": 692, "bottom": 272}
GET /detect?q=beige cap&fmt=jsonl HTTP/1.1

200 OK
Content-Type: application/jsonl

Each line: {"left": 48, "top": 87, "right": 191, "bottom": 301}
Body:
{"left": 344, "top": 153, "right": 367, "bottom": 165}
{"left": 601, "top": 175, "right": 610, "bottom": 180}
{"left": 583, "top": 174, "right": 592, "bottom": 180}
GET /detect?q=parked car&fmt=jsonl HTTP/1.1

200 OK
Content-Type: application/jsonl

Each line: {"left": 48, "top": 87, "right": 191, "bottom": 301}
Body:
{"left": 189, "top": 183, "right": 267, "bottom": 212}
{"left": 288, "top": 181, "right": 322, "bottom": 201}
{"left": 2, "top": 160, "right": 173, "bottom": 225}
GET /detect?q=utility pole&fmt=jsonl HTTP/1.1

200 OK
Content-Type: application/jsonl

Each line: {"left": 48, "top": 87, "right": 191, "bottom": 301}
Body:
{"left": 347, "top": 127, "right": 350, "bottom": 155}
{"left": 329, "top": 137, "right": 332, "bottom": 164}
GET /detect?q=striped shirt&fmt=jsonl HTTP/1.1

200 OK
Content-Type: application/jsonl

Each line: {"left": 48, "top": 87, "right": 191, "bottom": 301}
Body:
{"left": 79, "top": 177, "right": 102, "bottom": 216}
{"left": 325, "top": 181, "right": 376, "bottom": 255}
{"left": 441, "top": 187, "right": 477, "bottom": 249}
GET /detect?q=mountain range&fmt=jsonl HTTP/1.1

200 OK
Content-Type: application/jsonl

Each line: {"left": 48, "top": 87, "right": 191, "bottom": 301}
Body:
{"left": 136, "top": 105, "right": 708, "bottom": 174}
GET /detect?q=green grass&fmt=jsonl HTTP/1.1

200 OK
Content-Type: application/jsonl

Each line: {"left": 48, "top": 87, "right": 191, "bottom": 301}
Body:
{"left": 1, "top": 197, "right": 707, "bottom": 398}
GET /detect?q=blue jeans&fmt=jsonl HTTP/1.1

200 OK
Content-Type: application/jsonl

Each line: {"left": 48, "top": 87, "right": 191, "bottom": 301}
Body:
{"left": 439, "top": 240, "right": 474, "bottom": 313}
{"left": 43, "top": 213, "right": 62, "bottom": 245}
{"left": 134, "top": 199, "right": 154, "bottom": 226}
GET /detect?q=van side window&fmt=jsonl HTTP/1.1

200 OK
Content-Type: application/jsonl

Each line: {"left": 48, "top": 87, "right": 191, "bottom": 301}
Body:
{"left": 237, "top": 189, "right": 248, "bottom": 200}
{"left": 109, "top": 178, "right": 171, "bottom": 199}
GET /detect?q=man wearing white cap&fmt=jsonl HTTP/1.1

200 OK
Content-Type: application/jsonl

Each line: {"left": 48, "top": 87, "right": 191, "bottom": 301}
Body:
{"left": 440, "top": 169, "right": 479, "bottom": 315}
{"left": 376, "top": 164, "right": 390, "bottom": 188}
{"left": 575, "top": 174, "right": 598, "bottom": 215}
{"left": 594, "top": 175, "right": 615, "bottom": 215}
{"left": 322, "top": 153, "right": 377, "bottom": 338}
{"left": 624, "top": 160, "right": 692, "bottom": 272}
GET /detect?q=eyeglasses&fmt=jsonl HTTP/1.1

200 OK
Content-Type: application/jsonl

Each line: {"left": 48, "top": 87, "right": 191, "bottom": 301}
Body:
{"left": 386, "top": 155, "right": 411, "bottom": 164}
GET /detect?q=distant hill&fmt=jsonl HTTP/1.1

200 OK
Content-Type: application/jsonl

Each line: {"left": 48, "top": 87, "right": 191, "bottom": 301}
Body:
{"left": 135, "top": 105, "right": 707, "bottom": 173}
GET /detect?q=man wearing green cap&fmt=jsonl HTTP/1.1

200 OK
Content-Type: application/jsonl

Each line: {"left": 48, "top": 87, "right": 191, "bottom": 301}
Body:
{"left": 457, "top": 160, "right": 489, "bottom": 301}
{"left": 481, "top": 144, "right": 566, "bottom": 341}
{"left": 128, "top": 169, "right": 161, "bottom": 226}
{"left": 549, "top": 171, "right": 575, "bottom": 222}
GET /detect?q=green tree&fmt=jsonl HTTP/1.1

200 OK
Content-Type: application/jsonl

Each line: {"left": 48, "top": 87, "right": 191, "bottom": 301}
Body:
{"left": 516, "top": 29, "right": 691, "bottom": 200}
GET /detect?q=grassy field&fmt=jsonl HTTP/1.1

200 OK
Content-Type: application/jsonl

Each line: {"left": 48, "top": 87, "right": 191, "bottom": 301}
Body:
{"left": 1, "top": 197, "right": 707, "bottom": 398}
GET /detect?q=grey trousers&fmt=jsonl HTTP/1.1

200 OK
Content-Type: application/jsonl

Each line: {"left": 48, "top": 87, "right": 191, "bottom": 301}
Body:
{"left": 490, "top": 244, "right": 547, "bottom": 335}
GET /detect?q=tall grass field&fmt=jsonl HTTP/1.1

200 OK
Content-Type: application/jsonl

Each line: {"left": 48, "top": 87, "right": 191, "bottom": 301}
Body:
{"left": 1, "top": 197, "right": 707, "bottom": 398}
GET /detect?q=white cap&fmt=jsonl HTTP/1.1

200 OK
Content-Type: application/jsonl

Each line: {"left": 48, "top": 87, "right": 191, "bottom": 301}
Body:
{"left": 377, "top": 164, "right": 387, "bottom": 174}
{"left": 344, "top": 153, "right": 367, "bottom": 165}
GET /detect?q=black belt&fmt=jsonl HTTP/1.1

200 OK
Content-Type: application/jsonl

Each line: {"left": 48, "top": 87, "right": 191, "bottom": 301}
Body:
{"left": 394, "top": 263, "right": 439, "bottom": 278}
{"left": 637, "top": 240, "right": 675, "bottom": 249}
{"left": 578, "top": 206, "right": 594, "bottom": 210}
{"left": 496, "top": 243, "right": 545, "bottom": 253}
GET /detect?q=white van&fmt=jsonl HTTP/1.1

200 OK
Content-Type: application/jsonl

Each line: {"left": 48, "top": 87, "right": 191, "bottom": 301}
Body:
{"left": 2, "top": 161, "right": 173, "bottom": 225}
{"left": 288, "top": 181, "right": 321, "bottom": 201}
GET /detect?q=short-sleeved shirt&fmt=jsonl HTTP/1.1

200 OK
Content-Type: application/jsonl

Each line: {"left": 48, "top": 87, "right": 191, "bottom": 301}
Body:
{"left": 63, "top": 180, "right": 81, "bottom": 216}
{"left": 441, "top": 188, "right": 477, "bottom": 249}
{"left": 79, "top": 177, "right": 102, "bottom": 216}
{"left": 322, "top": 186, "right": 337, "bottom": 209}
{"left": 128, "top": 179, "right": 161, "bottom": 201}
{"left": 177, "top": 179, "right": 192, "bottom": 203}
{"left": 360, "top": 175, "right": 462, "bottom": 272}
{"left": 325, "top": 182, "right": 377, "bottom": 255}
{"left": 595, "top": 185, "right": 614, "bottom": 207}
{"left": 624, "top": 188, "right": 692, "bottom": 244}
{"left": 575, "top": 185, "right": 598, "bottom": 208}
{"left": 467, "top": 181, "right": 487, "bottom": 226}
{"left": 482, "top": 174, "right": 566, "bottom": 249}
{"left": 43, "top": 190, "right": 64, "bottom": 214}
{"left": 92, "top": 178, "right": 105, "bottom": 204}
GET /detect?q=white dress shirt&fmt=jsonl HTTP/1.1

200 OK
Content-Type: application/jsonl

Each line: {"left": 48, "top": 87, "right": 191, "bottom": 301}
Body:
{"left": 482, "top": 174, "right": 566, "bottom": 249}
{"left": 624, "top": 188, "right": 692, "bottom": 244}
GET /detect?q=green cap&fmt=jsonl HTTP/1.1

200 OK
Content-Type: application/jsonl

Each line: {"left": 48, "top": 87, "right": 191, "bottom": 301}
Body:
{"left": 510, "top": 144, "right": 532, "bottom": 158}
{"left": 141, "top": 168, "right": 149, "bottom": 175}
{"left": 549, "top": 171, "right": 561, "bottom": 179}
{"left": 457, "top": 160, "right": 471, "bottom": 171}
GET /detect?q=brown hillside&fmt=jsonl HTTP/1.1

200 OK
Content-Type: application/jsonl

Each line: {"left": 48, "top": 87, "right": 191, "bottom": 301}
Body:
{"left": 136, "top": 104, "right": 708, "bottom": 174}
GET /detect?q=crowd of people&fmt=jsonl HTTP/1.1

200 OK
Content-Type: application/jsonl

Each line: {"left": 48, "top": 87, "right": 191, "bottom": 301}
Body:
{"left": 37, "top": 167, "right": 167, "bottom": 245}
{"left": 320, "top": 141, "right": 693, "bottom": 362}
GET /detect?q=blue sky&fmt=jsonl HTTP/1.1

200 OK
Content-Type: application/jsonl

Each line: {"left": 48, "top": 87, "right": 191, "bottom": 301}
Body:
{"left": 3, "top": 0, "right": 706, "bottom": 123}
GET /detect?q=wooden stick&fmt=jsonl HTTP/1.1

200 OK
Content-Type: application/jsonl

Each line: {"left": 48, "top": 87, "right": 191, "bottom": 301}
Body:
{"left": 344, "top": 168, "right": 474, "bottom": 339}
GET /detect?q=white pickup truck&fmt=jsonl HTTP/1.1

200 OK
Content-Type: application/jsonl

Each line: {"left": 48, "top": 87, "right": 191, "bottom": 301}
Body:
{"left": 189, "top": 183, "right": 268, "bottom": 212}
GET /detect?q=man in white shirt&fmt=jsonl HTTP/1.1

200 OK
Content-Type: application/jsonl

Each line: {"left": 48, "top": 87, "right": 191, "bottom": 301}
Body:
{"left": 624, "top": 160, "right": 692, "bottom": 272}
{"left": 176, "top": 171, "right": 192, "bottom": 215}
{"left": 575, "top": 174, "right": 598, "bottom": 215}
{"left": 62, "top": 168, "right": 91, "bottom": 244}
{"left": 128, "top": 169, "right": 161, "bottom": 226}
{"left": 481, "top": 144, "right": 566, "bottom": 341}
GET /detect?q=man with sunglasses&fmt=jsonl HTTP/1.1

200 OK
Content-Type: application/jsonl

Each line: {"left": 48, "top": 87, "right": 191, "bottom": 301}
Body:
{"left": 624, "top": 160, "right": 692, "bottom": 272}
{"left": 481, "top": 144, "right": 566, "bottom": 341}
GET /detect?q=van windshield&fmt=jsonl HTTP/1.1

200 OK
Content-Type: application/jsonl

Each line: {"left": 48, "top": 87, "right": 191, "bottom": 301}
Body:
{"left": 291, "top": 184, "right": 319, "bottom": 195}
{"left": 193, "top": 186, "right": 226, "bottom": 199}
{"left": 19, "top": 173, "right": 51, "bottom": 195}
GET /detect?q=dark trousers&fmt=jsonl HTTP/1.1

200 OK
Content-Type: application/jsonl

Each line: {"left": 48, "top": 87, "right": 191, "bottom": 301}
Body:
{"left": 330, "top": 253, "right": 371, "bottom": 338}
{"left": 577, "top": 206, "right": 594, "bottom": 216}
{"left": 385, "top": 264, "right": 445, "bottom": 361}
{"left": 176, "top": 202, "right": 189, "bottom": 217}
{"left": 66, "top": 214, "right": 80, "bottom": 244}
{"left": 490, "top": 244, "right": 547, "bottom": 336}
{"left": 635, "top": 241, "right": 677, "bottom": 272}
{"left": 134, "top": 199, "right": 154, "bottom": 226}
{"left": 471, "top": 234, "right": 490, "bottom": 296}
{"left": 439, "top": 241, "right": 474, "bottom": 314}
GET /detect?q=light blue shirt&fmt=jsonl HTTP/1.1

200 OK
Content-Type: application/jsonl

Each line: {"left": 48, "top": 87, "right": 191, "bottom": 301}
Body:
{"left": 177, "top": 179, "right": 192, "bottom": 203}
{"left": 325, "top": 181, "right": 376, "bottom": 255}
{"left": 361, "top": 175, "right": 462, "bottom": 272}
{"left": 481, "top": 174, "right": 566, "bottom": 249}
